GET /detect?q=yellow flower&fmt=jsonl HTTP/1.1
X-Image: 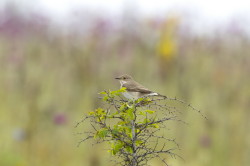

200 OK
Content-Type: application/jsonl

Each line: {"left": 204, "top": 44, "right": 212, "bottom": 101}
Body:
{"left": 157, "top": 16, "right": 179, "bottom": 61}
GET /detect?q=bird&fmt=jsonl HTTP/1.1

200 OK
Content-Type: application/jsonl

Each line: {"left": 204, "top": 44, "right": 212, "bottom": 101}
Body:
{"left": 115, "top": 74, "right": 165, "bottom": 100}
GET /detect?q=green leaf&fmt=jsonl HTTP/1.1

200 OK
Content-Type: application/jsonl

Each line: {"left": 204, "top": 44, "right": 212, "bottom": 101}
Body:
{"left": 143, "top": 97, "right": 152, "bottom": 102}
{"left": 118, "top": 87, "right": 126, "bottom": 92}
{"left": 119, "top": 103, "right": 128, "bottom": 112}
{"left": 151, "top": 123, "right": 160, "bottom": 128}
{"left": 143, "top": 118, "right": 151, "bottom": 124}
{"left": 125, "top": 146, "right": 133, "bottom": 153}
{"left": 88, "top": 111, "right": 95, "bottom": 115}
{"left": 135, "top": 97, "right": 144, "bottom": 104}
{"left": 96, "top": 108, "right": 105, "bottom": 115}
{"left": 99, "top": 91, "right": 107, "bottom": 95}
{"left": 145, "top": 110, "right": 155, "bottom": 114}
{"left": 111, "top": 129, "right": 120, "bottom": 137}
{"left": 111, "top": 91, "right": 119, "bottom": 96}
{"left": 103, "top": 96, "right": 109, "bottom": 101}
{"left": 111, "top": 141, "right": 124, "bottom": 155}
{"left": 138, "top": 111, "right": 146, "bottom": 116}
{"left": 95, "top": 128, "right": 109, "bottom": 138}
{"left": 129, "top": 132, "right": 133, "bottom": 139}
{"left": 127, "top": 108, "right": 135, "bottom": 120}
{"left": 117, "top": 121, "right": 126, "bottom": 125}
{"left": 135, "top": 140, "right": 144, "bottom": 146}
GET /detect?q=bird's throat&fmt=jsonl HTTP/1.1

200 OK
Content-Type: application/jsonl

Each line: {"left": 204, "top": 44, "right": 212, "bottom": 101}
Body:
{"left": 120, "top": 80, "right": 127, "bottom": 86}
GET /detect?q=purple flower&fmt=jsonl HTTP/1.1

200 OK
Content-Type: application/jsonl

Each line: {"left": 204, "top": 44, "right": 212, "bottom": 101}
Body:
{"left": 53, "top": 113, "right": 67, "bottom": 125}
{"left": 200, "top": 134, "right": 212, "bottom": 148}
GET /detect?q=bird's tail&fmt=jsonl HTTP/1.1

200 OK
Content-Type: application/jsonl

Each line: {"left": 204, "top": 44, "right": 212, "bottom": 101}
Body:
{"left": 156, "top": 93, "right": 167, "bottom": 98}
{"left": 148, "top": 92, "right": 167, "bottom": 98}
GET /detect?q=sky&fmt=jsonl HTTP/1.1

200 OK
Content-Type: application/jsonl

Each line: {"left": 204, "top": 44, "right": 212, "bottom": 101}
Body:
{"left": 1, "top": 0, "right": 250, "bottom": 19}
{"left": 31, "top": 0, "right": 250, "bottom": 19}
{"left": 1, "top": 0, "right": 250, "bottom": 32}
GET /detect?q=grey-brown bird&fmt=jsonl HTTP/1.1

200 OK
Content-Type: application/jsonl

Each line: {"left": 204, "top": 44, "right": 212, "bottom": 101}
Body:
{"left": 115, "top": 74, "right": 165, "bottom": 100}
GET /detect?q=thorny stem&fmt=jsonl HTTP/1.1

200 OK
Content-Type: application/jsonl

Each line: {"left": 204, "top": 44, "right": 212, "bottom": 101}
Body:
{"left": 131, "top": 105, "right": 137, "bottom": 166}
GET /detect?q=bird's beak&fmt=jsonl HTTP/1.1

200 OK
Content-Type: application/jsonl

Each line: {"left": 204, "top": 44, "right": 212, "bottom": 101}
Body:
{"left": 115, "top": 77, "right": 120, "bottom": 80}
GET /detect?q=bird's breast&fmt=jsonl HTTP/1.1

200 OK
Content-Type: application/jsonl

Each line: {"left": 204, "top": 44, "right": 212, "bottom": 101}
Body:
{"left": 122, "top": 91, "right": 139, "bottom": 100}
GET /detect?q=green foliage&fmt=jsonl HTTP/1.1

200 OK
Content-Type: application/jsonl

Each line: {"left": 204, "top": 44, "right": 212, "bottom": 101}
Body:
{"left": 89, "top": 89, "right": 160, "bottom": 156}
{"left": 80, "top": 88, "right": 190, "bottom": 166}
{"left": 100, "top": 88, "right": 126, "bottom": 102}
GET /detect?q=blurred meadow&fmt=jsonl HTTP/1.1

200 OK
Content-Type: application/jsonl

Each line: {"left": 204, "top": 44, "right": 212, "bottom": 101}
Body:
{"left": 0, "top": 2, "right": 250, "bottom": 166}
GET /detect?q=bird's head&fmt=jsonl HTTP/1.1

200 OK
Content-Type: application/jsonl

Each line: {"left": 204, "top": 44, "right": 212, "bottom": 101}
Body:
{"left": 115, "top": 74, "right": 133, "bottom": 84}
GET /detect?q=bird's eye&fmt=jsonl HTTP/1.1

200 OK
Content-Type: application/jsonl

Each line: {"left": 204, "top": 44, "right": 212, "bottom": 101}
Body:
{"left": 123, "top": 77, "right": 126, "bottom": 80}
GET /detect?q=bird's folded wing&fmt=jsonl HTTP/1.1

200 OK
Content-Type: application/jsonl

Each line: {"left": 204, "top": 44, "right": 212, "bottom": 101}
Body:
{"left": 123, "top": 82, "right": 153, "bottom": 93}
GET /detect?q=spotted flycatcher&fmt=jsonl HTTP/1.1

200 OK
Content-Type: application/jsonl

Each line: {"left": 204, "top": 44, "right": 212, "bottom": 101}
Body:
{"left": 115, "top": 74, "right": 165, "bottom": 100}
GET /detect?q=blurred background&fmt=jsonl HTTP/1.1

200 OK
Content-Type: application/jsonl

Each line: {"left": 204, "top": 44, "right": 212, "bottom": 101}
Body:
{"left": 0, "top": 0, "right": 250, "bottom": 166}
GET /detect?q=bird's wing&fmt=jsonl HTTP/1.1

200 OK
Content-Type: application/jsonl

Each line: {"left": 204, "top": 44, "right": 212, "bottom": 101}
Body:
{"left": 123, "top": 81, "right": 153, "bottom": 93}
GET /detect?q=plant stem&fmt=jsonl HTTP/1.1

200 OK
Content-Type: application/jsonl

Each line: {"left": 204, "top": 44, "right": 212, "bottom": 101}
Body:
{"left": 131, "top": 105, "right": 137, "bottom": 166}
